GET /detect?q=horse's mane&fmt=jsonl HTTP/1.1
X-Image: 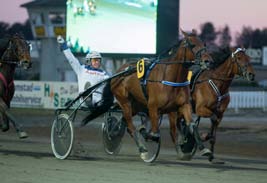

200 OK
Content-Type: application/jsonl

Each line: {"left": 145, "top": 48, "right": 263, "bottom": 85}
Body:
{"left": 0, "top": 35, "right": 11, "bottom": 55}
{"left": 158, "top": 31, "right": 199, "bottom": 60}
{"left": 210, "top": 47, "right": 231, "bottom": 68}
{"left": 158, "top": 39, "right": 182, "bottom": 59}
{"left": 0, "top": 33, "right": 25, "bottom": 57}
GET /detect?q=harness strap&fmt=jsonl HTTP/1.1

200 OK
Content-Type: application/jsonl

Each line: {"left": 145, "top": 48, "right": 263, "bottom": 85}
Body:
{"left": 0, "top": 72, "right": 8, "bottom": 88}
{"left": 140, "top": 59, "right": 158, "bottom": 101}
{"left": 208, "top": 79, "right": 229, "bottom": 110}
{"left": 208, "top": 80, "right": 221, "bottom": 96}
{"left": 190, "top": 69, "right": 204, "bottom": 93}
{"left": 161, "top": 80, "right": 190, "bottom": 87}
{"left": 141, "top": 59, "right": 192, "bottom": 100}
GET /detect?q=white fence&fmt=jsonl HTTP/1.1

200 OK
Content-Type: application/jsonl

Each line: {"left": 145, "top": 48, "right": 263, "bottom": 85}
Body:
{"left": 10, "top": 81, "right": 267, "bottom": 112}
{"left": 229, "top": 91, "right": 267, "bottom": 112}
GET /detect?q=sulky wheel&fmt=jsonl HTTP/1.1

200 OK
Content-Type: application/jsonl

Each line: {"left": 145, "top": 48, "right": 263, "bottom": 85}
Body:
{"left": 102, "top": 115, "right": 126, "bottom": 155}
{"left": 51, "top": 113, "right": 74, "bottom": 160}
{"left": 138, "top": 114, "right": 161, "bottom": 163}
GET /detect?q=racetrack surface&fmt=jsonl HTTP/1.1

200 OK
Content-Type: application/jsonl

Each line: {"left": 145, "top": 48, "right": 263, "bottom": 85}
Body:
{"left": 0, "top": 108, "right": 267, "bottom": 183}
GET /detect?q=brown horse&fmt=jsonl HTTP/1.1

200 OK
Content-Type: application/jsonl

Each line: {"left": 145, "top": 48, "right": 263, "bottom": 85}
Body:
{"left": 0, "top": 34, "right": 32, "bottom": 138}
{"left": 110, "top": 30, "right": 214, "bottom": 160}
{"left": 169, "top": 47, "right": 255, "bottom": 163}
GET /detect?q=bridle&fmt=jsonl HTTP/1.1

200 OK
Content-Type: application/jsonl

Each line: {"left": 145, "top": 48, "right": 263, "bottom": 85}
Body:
{"left": 0, "top": 36, "right": 30, "bottom": 67}
{"left": 231, "top": 48, "right": 250, "bottom": 78}
{"left": 182, "top": 36, "right": 209, "bottom": 64}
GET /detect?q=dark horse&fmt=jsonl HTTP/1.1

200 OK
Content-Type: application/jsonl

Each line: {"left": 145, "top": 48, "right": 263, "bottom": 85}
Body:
{"left": 110, "top": 30, "right": 214, "bottom": 160}
{"left": 0, "top": 34, "right": 31, "bottom": 138}
{"left": 168, "top": 47, "right": 255, "bottom": 163}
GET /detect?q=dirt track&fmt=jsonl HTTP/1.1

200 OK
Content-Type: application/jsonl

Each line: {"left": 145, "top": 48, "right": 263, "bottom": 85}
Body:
{"left": 0, "top": 108, "right": 267, "bottom": 183}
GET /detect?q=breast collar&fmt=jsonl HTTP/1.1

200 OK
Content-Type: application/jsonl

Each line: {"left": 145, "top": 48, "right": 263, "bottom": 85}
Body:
{"left": 0, "top": 72, "right": 14, "bottom": 105}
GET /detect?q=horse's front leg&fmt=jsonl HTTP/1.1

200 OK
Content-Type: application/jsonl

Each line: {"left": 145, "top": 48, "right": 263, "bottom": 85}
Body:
{"left": 209, "top": 114, "right": 224, "bottom": 164}
{"left": 120, "top": 101, "right": 135, "bottom": 134}
{"left": 182, "top": 103, "right": 211, "bottom": 157}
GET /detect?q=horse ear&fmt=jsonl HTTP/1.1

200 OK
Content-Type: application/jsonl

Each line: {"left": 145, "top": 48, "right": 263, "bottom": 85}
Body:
{"left": 229, "top": 47, "right": 235, "bottom": 53}
{"left": 180, "top": 28, "right": 188, "bottom": 37}
{"left": 192, "top": 29, "right": 197, "bottom": 35}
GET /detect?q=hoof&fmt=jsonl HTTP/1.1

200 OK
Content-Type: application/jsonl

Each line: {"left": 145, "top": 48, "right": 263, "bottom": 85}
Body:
{"left": 200, "top": 132, "right": 209, "bottom": 141}
{"left": 140, "top": 151, "right": 149, "bottom": 161}
{"left": 1, "top": 123, "right": 9, "bottom": 132}
{"left": 148, "top": 131, "right": 160, "bottom": 142}
{"left": 177, "top": 153, "right": 193, "bottom": 161}
{"left": 18, "top": 131, "right": 28, "bottom": 139}
{"left": 138, "top": 125, "right": 147, "bottom": 139}
{"left": 199, "top": 148, "right": 212, "bottom": 157}
{"left": 176, "top": 145, "right": 193, "bottom": 161}
{"left": 210, "top": 158, "right": 225, "bottom": 164}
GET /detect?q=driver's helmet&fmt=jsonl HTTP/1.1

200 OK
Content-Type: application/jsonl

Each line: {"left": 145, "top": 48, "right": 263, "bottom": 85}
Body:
{"left": 85, "top": 51, "right": 102, "bottom": 64}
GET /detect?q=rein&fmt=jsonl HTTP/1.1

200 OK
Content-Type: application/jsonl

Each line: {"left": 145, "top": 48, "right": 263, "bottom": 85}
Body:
{"left": 196, "top": 76, "right": 233, "bottom": 83}
{"left": 0, "top": 60, "right": 20, "bottom": 65}
{"left": 156, "top": 60, "right": 196, "bottom": 65}
{"left": 141, "top": 38, "right": 209, "bottom": 87}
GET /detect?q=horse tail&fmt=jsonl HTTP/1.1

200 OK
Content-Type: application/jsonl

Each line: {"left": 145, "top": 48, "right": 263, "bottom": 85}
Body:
{"left": 102, "top": 80, "right": 114, "bottom": 107}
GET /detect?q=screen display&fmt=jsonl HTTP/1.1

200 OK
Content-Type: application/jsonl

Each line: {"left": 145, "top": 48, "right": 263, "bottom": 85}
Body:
{"left": 66, "top": 0, "right": 158, "bottom": 55}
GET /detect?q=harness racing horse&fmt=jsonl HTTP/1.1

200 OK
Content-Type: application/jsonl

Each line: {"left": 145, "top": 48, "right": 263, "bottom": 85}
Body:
{"left": 169, "top": 47, "right": 255, "bottom": 163}
{"left": 0, "top": 34, "right": 32, "bottom": 138}
{"left": 110, "top": 30, "right": 214, "bottom": 161}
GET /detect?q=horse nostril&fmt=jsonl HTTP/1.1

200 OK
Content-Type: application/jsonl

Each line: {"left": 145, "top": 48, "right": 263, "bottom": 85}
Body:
{"left": 251, "top": 74, "right": 255, "bottom": 81}
{"left": 22, "top": 60, "right": 32, "bottom": 69}
{"left": 248, "top": 73, "right": 255, "bottom": 81}
{"left": 204, "top": 60, "right": 211, "bottom": 67}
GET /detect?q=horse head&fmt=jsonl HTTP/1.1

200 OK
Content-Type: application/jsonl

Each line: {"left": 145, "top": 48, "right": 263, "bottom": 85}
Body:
{"left": 0, "top": 34, "right": 32, "bottom": 69}
{"left": 231, "top": 47, "right": 255, "bottom": 81}
{"left": 180, "top": 29, "right": 214, "bottom": 67}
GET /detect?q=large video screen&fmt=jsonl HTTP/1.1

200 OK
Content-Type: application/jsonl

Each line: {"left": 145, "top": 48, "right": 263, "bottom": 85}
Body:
{"left": 66, "top": 0, "right": 158, "bottom": 55}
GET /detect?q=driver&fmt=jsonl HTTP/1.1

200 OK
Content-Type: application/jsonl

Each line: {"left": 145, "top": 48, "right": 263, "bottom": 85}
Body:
{"left": 57, "top": 36, "right": 113, "bottom": 126}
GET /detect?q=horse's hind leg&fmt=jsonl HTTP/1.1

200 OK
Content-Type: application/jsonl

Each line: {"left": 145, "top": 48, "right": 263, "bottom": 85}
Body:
{"left": 147, "top": 106, "right": 161, "bottom": 140}
{"left": 5, "top": 110, "right": 28, "bottom": 139}
{"left": 119, "top": 101, "right": 148, "bottom": 160}
{"left": 0, "top": 99, "right": 28, "bottom": 138}
{"left": 168, "top": 112, "right": 177, "bottom": 145}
